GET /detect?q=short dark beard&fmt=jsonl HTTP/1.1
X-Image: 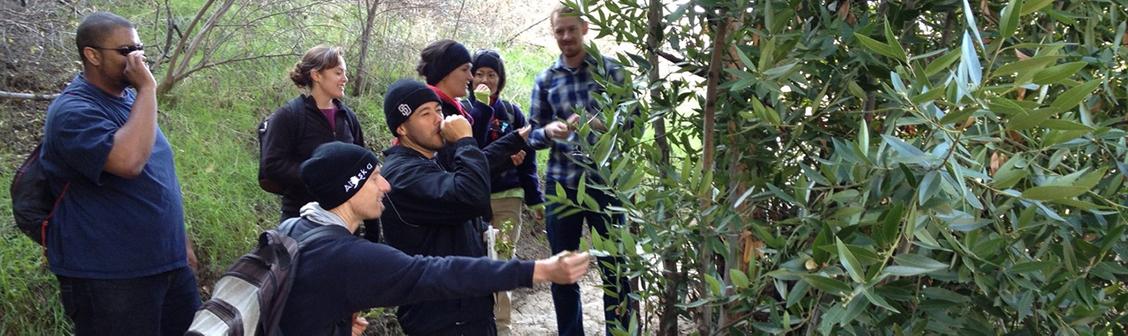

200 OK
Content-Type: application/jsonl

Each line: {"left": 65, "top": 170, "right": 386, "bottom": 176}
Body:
{"left": 404, "top": 132, "right": 444, "bottom": 155}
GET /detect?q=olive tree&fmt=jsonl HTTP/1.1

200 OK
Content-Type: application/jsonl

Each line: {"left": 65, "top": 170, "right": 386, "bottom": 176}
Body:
{"left": 562, "top": 0, "right": 1128, "bottom": 334}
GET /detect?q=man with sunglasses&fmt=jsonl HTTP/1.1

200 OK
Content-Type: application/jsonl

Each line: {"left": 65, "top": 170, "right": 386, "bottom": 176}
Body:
{"left": 40, "top": 12, "right": 200, "bottom": 336}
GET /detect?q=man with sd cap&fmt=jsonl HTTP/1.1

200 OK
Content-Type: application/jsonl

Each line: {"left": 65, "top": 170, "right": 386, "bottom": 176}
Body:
{"left": 375, "top": 78, "right": 506, "bottom": 335}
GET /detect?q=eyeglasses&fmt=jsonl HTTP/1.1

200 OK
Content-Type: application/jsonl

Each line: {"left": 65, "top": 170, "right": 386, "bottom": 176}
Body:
{"left": 90, "top": 44, "right": 144, "bottom": 56}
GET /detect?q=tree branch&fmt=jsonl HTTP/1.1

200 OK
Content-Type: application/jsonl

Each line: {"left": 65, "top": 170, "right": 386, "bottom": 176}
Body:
{"left": 697, "top": 9, "right": 731, "bottom": 335}
{"left": 176, "top": 0, "right": 236, "bottom": 75}
{"left": 159, "top": 0, "right": 217, "bottom": 94}
{"left": 504, "top": 17, "right": 549, "bottom": 46}
{"left": 174, "top": 52, "right": 299, "bottom": 83}
{"left": 0, "top": 90, "right": 60, "bottom": 101}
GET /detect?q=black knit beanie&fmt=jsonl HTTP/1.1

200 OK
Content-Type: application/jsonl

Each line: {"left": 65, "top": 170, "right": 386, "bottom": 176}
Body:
{"left": 423, "top": 42, "right": 471, "bottom": 85}
{"left": 383, "top": 79, "right": 440, "bottom": 135}
{"left": 300, "top": 142, "right": 380, "bottom": 210}
{"left": 470, "top": 49, "right": 506, "bottom": 95}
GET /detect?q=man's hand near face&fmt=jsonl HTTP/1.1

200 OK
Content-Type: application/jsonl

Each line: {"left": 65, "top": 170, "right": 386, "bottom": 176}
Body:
{"left": 123, "top": 50, "right": 155, "bottom": 91}
{"left": 440, "top": 115, "right": 473, "bottom": 142}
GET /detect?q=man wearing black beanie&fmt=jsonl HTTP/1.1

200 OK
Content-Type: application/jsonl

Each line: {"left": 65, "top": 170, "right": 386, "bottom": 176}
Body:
{"left": 370, "top": 78, "right": 502, "bottom": 335}
{"left": 262, "top": 141, "right": 593, "bottom": 336}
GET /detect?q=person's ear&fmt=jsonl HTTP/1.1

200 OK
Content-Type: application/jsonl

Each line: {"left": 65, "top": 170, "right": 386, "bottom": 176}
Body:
{"left": 396, "top": 124, "right": 406, "bottom": 137}
{"left": 310, "top": 69, "right": 322, "bottom": 85}
{"left": 83, "top": 47, "right": 101, "bottom": 67}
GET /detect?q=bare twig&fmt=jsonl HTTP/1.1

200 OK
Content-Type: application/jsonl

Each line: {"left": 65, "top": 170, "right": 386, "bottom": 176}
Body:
{"left": 0, "top": 90, "right": 61, "bottom": 101}
{"left": 503, "top": 17, "right": 549, "bottom": 46}
{"left": 173, "top": 52, "right": 299, "bottom": 82}
{"left": 451, "top": 0, "right": 467, "bottom": 38}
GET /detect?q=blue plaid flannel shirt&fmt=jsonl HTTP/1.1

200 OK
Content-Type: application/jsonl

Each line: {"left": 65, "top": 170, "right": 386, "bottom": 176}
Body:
{"left": 528, "top": 55, "right": 626, "bottom": 189}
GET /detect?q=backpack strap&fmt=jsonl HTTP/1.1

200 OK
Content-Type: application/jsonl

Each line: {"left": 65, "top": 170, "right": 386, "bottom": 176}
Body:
{"left": 254, "top": 224, "right": 345, "bottom": 336}
{"left": 276, "top": 217, "right": 302, "bottom": 237}
{"left": 295, "top": 224, "right": 347, "bottom": 247}
{"left": 40, "top": 181, "right": 69, "bottom": 263}
{"left": 501, "top": 101, "right": 516, "bottom": 126}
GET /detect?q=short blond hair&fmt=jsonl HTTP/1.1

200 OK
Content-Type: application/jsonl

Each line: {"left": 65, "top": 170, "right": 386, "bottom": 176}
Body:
{"left": 549, "top": 3, "right": 585, "bottom": 26}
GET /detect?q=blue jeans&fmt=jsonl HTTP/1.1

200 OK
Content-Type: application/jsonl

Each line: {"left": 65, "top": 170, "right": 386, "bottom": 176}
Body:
{"left": 546, "top": 184, "right": 634, "bottom": 336}
{"left": 57, "top": 266, "right": 200, "bottom": 336}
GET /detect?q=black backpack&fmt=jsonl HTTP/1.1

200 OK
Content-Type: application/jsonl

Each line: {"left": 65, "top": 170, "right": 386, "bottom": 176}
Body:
{"left": 186, "top": 222, "right": 342, "bottom": 336}
{"left": 256, "top": 113, "right": 284, "bottom": 195}
{"left": 9, "top": 143, "right": 69, "bottom": 246}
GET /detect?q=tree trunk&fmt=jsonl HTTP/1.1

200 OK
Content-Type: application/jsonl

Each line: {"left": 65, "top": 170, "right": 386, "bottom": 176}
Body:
{"left": 351, "top": 0, "right": 380, "bottom": 96}
{"left": 646, "top": 1, "right": 679, "bottom": 335}
{"left": 697, "top": 12, "right": 730, "bottom": 336}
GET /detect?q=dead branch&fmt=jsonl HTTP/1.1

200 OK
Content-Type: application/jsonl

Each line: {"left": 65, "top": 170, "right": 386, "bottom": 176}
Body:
{"left": 175, "top": 0, "right": 236, "bottom": 75}
{"left": 0, "top": 90, "right": 61, "bottom": 101}
{"left": 504, "top": 17, "right": 549, "bottom": 46}
{"left": 173, "top": 52, "right": 299, "bottom": 83}
{"left": 158, "top": 0, "right": 218, "bottom": 95}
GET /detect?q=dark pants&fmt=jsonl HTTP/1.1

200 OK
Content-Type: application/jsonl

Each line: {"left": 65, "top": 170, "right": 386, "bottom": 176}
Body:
{"left": 409, "top": 318, "right": 496, "bottom": 336}
{"left": 57, "top": 266, "right": 200, "bottom": 336}
{"left": 546, "top": 184, "right": 634, "bottom": 336}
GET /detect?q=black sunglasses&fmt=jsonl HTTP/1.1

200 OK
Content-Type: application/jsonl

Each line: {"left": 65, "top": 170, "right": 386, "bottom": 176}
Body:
{"left": 90, "top": 44, "right": 144, "bottom": 56}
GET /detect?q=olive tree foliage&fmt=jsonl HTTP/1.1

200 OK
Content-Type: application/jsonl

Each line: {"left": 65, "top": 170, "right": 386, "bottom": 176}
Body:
{"left": 560, "top": 0, "right": 1128, "bottom": 334}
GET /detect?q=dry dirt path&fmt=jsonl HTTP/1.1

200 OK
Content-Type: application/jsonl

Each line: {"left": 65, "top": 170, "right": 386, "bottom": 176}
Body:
{"left": 507, "top": 216, "right": 606, "bottom": 336}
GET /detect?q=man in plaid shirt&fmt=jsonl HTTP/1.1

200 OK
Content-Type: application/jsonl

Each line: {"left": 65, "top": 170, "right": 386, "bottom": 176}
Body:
{"left": 527, "top": 5, "right": 635, "bottom": 336}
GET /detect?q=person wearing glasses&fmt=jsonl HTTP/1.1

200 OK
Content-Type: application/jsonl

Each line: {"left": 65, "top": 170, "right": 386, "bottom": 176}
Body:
{"left": 258, "top": 45, "right": 370, "bottom": 224}
{"left": 39, "top": 12, "right": 200, "bottom": 335}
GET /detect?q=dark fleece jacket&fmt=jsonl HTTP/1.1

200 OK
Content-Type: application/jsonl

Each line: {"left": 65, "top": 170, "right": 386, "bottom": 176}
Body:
{"left": 280, "top": 221, "right": 534, "bottom": 336}
{"left": 463, "top": 97, "right": 544, "bottom": 206}
{"left": 432, "top": 87, "right": 528, "bottom": 176}
{"left": 258, "top": 95, "right": 364, "bottom": 215}
{"left": 373, "top": 137, "right": 498, "bottom": 334}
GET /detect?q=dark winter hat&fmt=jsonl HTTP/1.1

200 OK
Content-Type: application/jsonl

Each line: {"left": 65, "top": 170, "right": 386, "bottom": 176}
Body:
{"left": 470, "top": 49, "right": 506, "bottom": 95}
{"left": 383, "top": 79, "right": 440, "bottom": 135}
{"left": 423, "top": 42, "right": 471, "bottom": 85}
{"left": 300, "top": 142, "right": 380, "bottom": 210}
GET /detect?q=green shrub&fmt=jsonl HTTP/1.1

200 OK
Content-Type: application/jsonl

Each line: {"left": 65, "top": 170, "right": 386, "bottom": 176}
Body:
{"left": 568, "top": 0, "right": 1128, "bottom": 334}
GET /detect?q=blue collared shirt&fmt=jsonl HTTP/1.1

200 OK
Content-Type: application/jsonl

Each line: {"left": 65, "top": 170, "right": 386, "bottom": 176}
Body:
{"left": 528, "top": 55, "right": 626, "bottom": 189}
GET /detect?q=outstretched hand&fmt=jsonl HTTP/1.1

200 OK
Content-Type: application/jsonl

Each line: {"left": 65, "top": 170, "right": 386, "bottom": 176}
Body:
{"left": 533, "top": 251, "right": 591, "bottom": 284}
{"left": 544, "top": 121, "right": 571, "bottom": 140}
{"left": 517, "top": 125, "right": 532, "bottom": 140}
{"left": 350, "top": 313, "right": 368, "bottom": 336}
